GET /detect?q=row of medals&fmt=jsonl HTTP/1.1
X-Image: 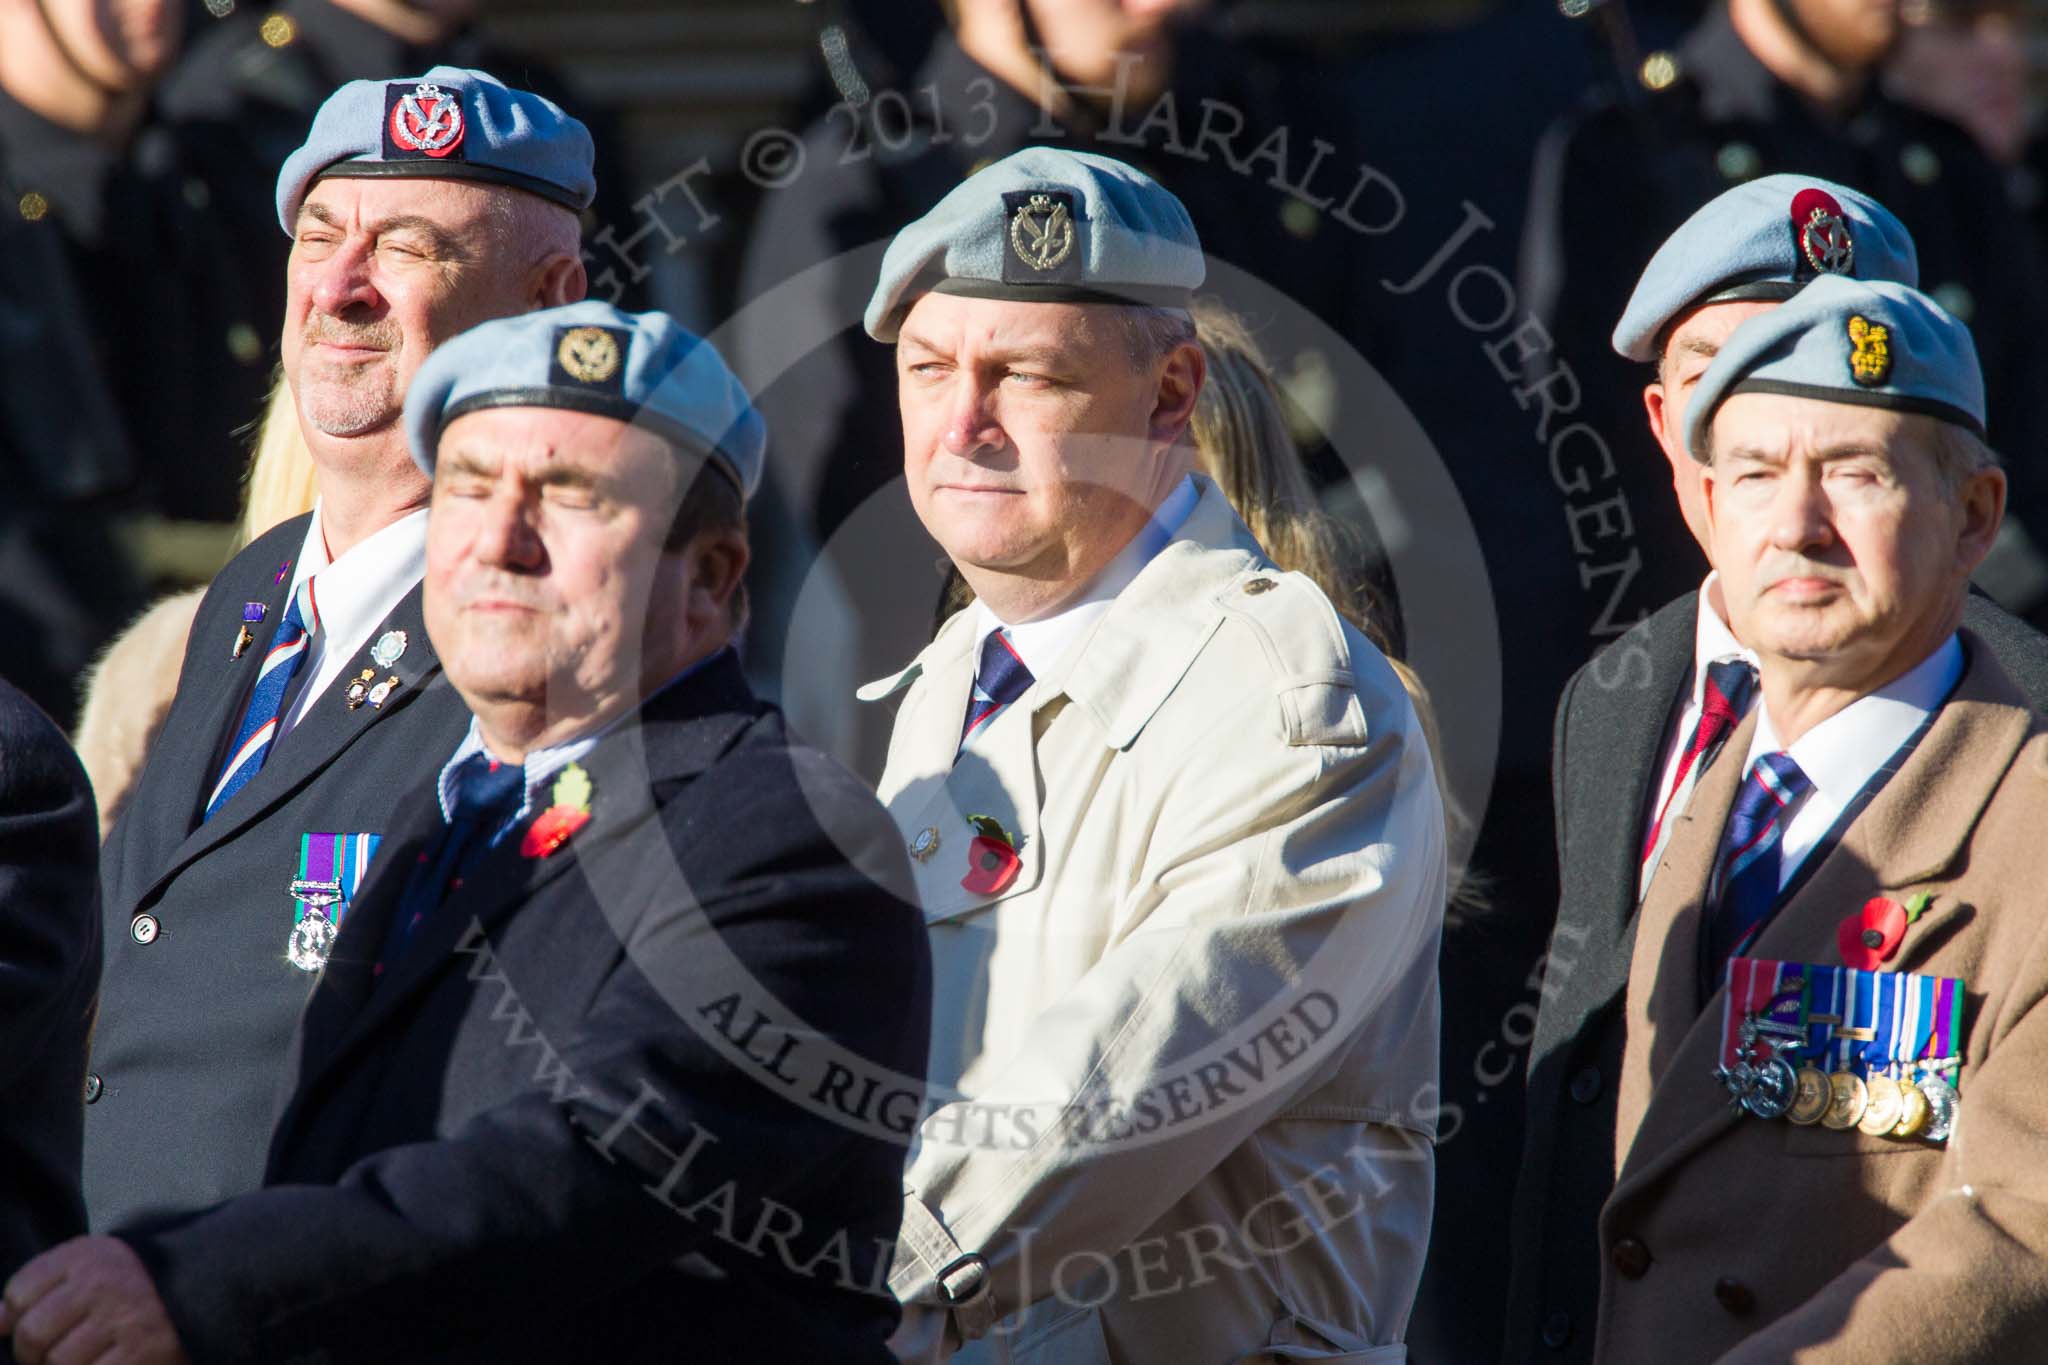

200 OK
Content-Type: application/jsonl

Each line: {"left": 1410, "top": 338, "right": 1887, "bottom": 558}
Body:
{"left": 1718, "top": 1015, "right": 1957, "bottom": 1141}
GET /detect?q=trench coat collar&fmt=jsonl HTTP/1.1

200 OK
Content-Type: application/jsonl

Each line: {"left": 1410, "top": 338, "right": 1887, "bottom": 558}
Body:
{"left": 856, "top": 478, "right": 1267, "bottom": 924}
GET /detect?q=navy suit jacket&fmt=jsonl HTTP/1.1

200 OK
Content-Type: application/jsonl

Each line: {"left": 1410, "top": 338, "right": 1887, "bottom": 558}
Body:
{"left": 0, "top": 681, "right": 100, "bottom": 1284}
{"left": 89, "top": 514, "right": 473, "bottom": 1229}
{"left": 120, "top": 650, "right": 933, "bottom": 1364}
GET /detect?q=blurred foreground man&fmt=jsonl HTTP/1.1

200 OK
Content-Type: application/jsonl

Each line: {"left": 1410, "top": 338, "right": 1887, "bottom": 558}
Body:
{"left": 1, "top": 304, "right": 932, "bottom": 1365}
{"left": 859, "top": 148, "right": 1446, "bottom": 1362}
{"left": 1507, "top": 174, "right": 2048, "bottom": 1364}
{"left": 1576, "top": 277, "right": 2048, "bottom": 1360}
{"left": 0, "top": 685, "right": 99, "bottom": 1287}
{"left": 87, "top": 67, "right": 590, "bottom": 1234}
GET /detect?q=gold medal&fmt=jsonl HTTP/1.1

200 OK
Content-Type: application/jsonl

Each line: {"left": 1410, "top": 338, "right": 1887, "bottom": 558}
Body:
{"left": 1822, "top": 1071, "right": 1869, "bottom": 1130}
{"left": 1859, "top": 1074, "right": 1904, "bottom": 1135}
{"left": 1891, "top": 1079, "right": 1931, "bottom": 1138}
{"left": 1787, "top": 1065, "right": 1832, "bottom": 1125}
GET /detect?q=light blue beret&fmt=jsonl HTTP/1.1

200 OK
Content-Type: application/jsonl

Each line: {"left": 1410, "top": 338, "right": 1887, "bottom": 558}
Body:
{"left": 275, "top": 66, "right": 595, "bottom": 234}
{"left": 1683, "top": 275, "right": 1984, "bottom": 462}
{"left": 864, "top": 147, "right": 1204, "bottom": 341}
{"left": 404, "top": 301, "right": 767, "bottom": 499}
{"left": 1612, "top": 174, "right": 1918, "bottom": 362}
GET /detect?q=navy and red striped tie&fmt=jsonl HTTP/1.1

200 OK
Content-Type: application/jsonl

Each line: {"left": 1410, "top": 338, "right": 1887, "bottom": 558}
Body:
{"left": 1705, "top": 750, "right": 1813, "bottom": 979}
{"left": 961, "top": 628, "right": 1034, "bottom": 745}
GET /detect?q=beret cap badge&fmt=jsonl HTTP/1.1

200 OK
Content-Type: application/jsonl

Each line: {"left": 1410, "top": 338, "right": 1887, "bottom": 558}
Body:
{"left": 386, "top": 80, "right": 465, "bottom": 160}
{"left": 1792, "top": 187, "right": 1855, "bottom": 277}
{"left": 1847, "top": 315, "right": 1892, "bottom": 387}
{"left": 1008, "top": 192, "right": 1076, "bottom": 273}
{"left": 555, "top": 326, "right": 623, "bottom": 385}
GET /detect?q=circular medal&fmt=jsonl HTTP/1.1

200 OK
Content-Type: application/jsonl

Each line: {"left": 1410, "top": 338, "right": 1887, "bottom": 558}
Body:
{"left": 1891, "top": 1080, "right": 1931, "bottom": 1138}
{"left": 1823, "top": 1071, "right": 1869, "bottom": 1130}
{"left": 1859, "top": 1074, "right": 1904, "bottom": 1135}
{"left": 1919, "top": 1074, "right": 1959, "bottom": 1142}
{"left": 1742, "top": 1056, "right": 1798, "bottom": 1120}
{"left": 1787, "top": 1065, "right": 1832, "bottom": 1125}
{"left": 288, "top": 911, "right": 336, "bottom": 973}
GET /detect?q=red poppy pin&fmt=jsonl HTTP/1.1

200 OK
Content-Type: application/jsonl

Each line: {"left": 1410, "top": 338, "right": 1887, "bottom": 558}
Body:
{"left": 521, "top": 762, "right": 592, "bottom": 859}
{"left": 961, "top": 813, "right": 1021, "bottom": 897}
{"left": 1838, "top": 892, "right": 1931, "bottom": 970}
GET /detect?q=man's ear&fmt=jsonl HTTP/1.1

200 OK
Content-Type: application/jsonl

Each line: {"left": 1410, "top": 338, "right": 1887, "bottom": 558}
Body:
{"left": 533, "top": 251, "right": 588, "bottom": 309}
{"left": 683, "top": 528, "right": 751, "bottom": 624}
{"left": 1149, "top": 341, "right": 1205, "bottom": 447}
{"left": 1955, "top": 465, "right": 2008, "bottom": 579}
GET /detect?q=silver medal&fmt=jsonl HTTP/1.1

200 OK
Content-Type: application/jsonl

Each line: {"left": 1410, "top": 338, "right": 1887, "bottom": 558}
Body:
{"left": 1741, "top": 1056, "right": 1799, "bottom": 1120}
{"left": 287, "top": 910, "right": 337, "bottom": 972}
{"left": 1919, "top": 1074, "right": 1959, "bottom": 1142}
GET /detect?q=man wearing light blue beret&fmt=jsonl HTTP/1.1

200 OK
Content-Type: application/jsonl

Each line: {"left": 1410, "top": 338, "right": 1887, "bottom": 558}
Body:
{"left": 1507, "top": 177, "right": 2048, "bottom": 1363}
{"left": 72, "top": 63, "right": 600, "bottom": 1315}
{"left": 1577, "top": 274, "right": 2048, "bottom": 1363}
{"left": 3, "top": 304, "right": 935, "bottom": 1364}
{"left": 858, "top": 146, "right": 1447, "bottom": 1364}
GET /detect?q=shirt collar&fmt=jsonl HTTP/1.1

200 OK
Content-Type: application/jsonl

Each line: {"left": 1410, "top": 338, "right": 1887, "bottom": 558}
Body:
{"left": 436, "top": 647, "right": 733, "bottom": 824}
{"left": 1751, "top": 633, "right": 1964, "bottom": 805}
{"left": 1690, "top": 572, "right": 1761, "bottom": 707}
{"left": 970, "top": 474, "right": 1200, "bottom": 680}
{"left": 289, "top": 501, "right": 428, "bottom": 645}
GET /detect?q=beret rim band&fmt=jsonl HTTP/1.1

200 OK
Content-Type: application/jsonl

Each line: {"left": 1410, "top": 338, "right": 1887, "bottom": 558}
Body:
{"left": 929, "top": 277, "right": 1196, "bottom": 310}
{"left": 313, "top": 159, "right": 589, "bottom": 214}
{"left": 437, "top": 388, "right": 747, "bottom": 494}
{"left": 1699, "top": 376, "right": 1986, "bottom": 456}
{"left": 1700, "top": 279, "right": 1806, "bottom": 307}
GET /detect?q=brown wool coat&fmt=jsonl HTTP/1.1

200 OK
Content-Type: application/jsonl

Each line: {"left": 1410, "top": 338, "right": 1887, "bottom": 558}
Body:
{"left": 1600, "top": 632, "right": 2048, "bottom": 1363}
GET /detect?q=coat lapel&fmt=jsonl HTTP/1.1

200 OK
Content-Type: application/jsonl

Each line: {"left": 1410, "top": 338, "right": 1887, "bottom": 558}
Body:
{"left": 1612, "top": 635, "right": 2035, "bottom": 1199}
{"left": 861, "top": 480, "right": 1257, "bottom": 925}
{"left": 274, "top": 654, "right": 759, "bottom": 1154}
{"left": 140, "top": 584, "right": 441, "bottom": 903}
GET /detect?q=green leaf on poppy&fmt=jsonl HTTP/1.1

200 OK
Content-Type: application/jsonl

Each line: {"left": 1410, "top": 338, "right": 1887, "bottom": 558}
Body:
{"left": 965, "top": 813, "right": 1015, "bottom": 848}
{"left": 1904, "top": 892, "right": 1933, "bottom": 922}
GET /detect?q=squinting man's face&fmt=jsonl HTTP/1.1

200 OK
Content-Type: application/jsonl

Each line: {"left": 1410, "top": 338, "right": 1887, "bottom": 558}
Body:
{"left": 1646, "top": 298, "right": 1780, "bottom": 554}
{"left": 283, "top": 177, "right": 534, "bottom": 441}
{"left": 1704, "top": 393, "right": 2000, "bottom": 693}
{"left": 426, "top": 406, "right": 685, "bottom": 722}
{"left": 895, "top": 291, "right": 1194, "bottom": 602}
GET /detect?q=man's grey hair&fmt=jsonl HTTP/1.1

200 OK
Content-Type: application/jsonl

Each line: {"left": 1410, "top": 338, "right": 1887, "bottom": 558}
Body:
{"left": 1119, "top": 305, "right": 1197, "bottom": 373}
{"left": 489, "top": 191, "right": 582, "bottom": 269}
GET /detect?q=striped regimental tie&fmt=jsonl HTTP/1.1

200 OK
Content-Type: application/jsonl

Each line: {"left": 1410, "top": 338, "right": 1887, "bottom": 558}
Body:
{"left": 1704, "top": 750, "right": 1813, "bottom": 981}
{"left": 1640, "top": 658, "right": 1760, "bottom": 886}
{"left": 960, "top": 628, "right": 1034, "bottom": 748}
{"left": 204, "top": 578, "right": 319, "bottom": 821}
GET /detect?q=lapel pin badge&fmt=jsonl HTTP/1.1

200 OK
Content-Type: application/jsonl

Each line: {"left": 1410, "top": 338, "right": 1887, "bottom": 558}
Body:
{"left": 344, "top": 668, "right": 376, "bottom": 710}
{"left": 232, "top": 626, "right": 254, "bottom": 660}
{"left": 366, "top": 674, "right": 402, "bottom": 709}
{"left": 370, "top": 628, "right": 408, "bottom": 669}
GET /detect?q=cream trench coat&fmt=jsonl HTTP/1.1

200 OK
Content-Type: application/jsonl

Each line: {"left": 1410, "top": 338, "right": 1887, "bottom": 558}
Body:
{"left": 859, "top": 481, "right": 1447, "bottom": 1364}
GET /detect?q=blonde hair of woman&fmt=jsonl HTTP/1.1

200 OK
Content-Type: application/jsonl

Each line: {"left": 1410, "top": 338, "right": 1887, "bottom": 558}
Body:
{"left": 74, "top": 372, "right": 318, "bottom": 835}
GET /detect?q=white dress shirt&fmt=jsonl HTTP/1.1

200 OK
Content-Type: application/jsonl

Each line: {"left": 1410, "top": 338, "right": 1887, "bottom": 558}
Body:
{"left": 966, "top": 474, "right": 1200, "bottom": 694}
{"left": 278, "top": 502, "right": 429, "bottom": 739}
{"left": 1738, "top": 632, "right": 1963, "bottom": 892}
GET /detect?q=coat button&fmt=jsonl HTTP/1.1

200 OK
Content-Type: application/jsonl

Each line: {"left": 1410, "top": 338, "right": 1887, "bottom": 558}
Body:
{"left": 84, "top": 1073, "right": 103, "bottom": 1104}
{"left": 1569, "top": 1066, "right": 1602, "bottom": 1104}
{"left": 1714, "top": 1277, "right": 1755, "bottom": 1315}
{"left": 130, "top": 914, "right": 160, "bottom": 945}
{"left": 1539, "top": 1310, "right": 1573, "bottom": 1349}
{"left": 1611, "top": 1237, "right": 1652, "bottom": 1279}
